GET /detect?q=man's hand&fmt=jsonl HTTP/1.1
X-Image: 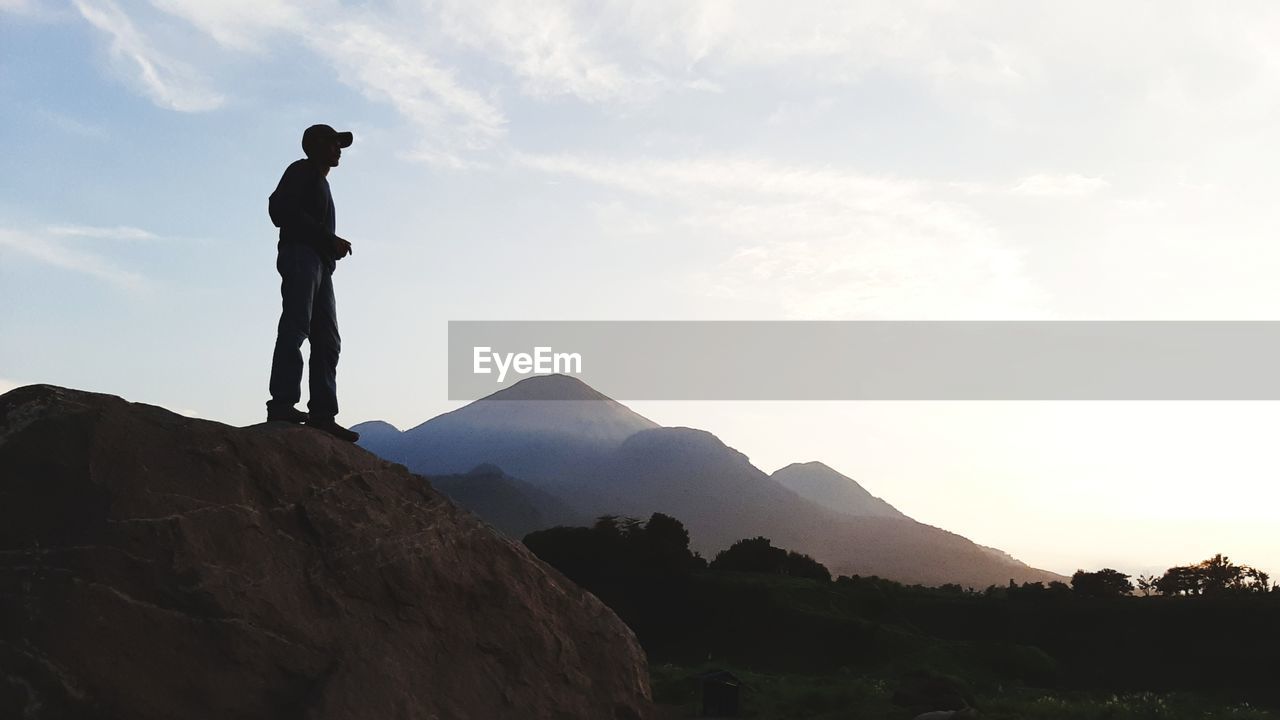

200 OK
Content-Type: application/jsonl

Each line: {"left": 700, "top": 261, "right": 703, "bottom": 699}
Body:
{"left": 333, "top": 236, "right": 354, "bottom": 259}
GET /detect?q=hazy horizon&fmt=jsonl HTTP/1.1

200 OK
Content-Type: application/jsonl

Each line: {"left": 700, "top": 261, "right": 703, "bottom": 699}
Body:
{"left": 5, "top": 2, "right": 1280, "bottom": 583}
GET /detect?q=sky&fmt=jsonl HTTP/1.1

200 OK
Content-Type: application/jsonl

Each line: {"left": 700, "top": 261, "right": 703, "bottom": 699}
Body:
{"left": 4, "top": 0, "right": 1280, "bottom": 581}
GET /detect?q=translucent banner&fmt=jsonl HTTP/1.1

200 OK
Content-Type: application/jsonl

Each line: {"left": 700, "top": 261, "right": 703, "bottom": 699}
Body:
{"left": 447, "top": 321, "right": 1280, "bottom": 400}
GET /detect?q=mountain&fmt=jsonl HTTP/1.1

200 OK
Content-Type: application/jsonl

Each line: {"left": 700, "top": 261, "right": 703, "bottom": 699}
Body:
{"left": 358, "top": 374, "right": 1066, "bottom": 587}
{"left": 429, "top": 463, "right": 590, "bottom": 540}
{"left": 368, "top": 374, "right": 657, "bottom": 482}
{"left": 349, "top": 419, "right": 402, "bottom": 458}
{"left": 0, "top": 384, "right": 651, "bottom": 720}
{"left": 771, "top": 461, "right": 907, "bottom": 519}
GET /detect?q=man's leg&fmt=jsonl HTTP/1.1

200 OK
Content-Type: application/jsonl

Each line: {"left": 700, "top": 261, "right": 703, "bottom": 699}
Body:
{"left": 304, "top": 266, "right": 358, "bottom": 442}
{"left": 267, "top": 242, "right": 323, "bottom": 417}
{"left": 307, "top": 265, "right": 340, "bottom": 420}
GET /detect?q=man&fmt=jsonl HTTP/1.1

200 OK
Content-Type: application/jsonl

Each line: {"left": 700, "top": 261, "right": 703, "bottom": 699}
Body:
{"left": 265, "top": 124, "right": 359, "bottom": 442}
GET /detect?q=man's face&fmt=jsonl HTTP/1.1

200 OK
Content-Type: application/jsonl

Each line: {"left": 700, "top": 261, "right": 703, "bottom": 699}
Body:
{"left": 307, "top": 138, "right": 342, "bottom": 167}
{"left": 323, "top": 139, "right": 342, "bottom": 167}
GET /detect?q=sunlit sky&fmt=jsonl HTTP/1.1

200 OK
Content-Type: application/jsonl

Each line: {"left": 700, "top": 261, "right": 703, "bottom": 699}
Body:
{"left": 4, "top": 1, "right": 1280, "bottom": 580}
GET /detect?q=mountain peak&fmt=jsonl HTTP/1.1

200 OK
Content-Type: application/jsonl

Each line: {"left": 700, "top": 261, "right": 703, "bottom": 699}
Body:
{"left": 788, "top": 460, "right": 836, "bottom": 472}
{"left": 351, "top": 419, "right": 400, "bottom": 433}
{"left": 387, "top": 375, "right": 658, "bottom": 481}
{"left": 772, "top": 461, "right": 908, "bottom": 520}
{"left": 481, "top": 374, "right": 613, "bottom": 402}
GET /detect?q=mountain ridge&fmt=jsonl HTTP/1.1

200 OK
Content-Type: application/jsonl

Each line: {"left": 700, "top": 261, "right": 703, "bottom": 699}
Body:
{"left": 356, "top": 375, "right": 1066, "bottom": 587}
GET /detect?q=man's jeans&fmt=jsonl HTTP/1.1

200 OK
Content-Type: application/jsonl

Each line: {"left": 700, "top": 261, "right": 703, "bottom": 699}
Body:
{"left": 267, "top": 242, "right": 339, "bottom": 419}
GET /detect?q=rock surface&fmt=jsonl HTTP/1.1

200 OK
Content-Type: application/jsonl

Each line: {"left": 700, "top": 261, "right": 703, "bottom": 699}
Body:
{"left": 0, "top": 385, "right": 652, "bottom": 720}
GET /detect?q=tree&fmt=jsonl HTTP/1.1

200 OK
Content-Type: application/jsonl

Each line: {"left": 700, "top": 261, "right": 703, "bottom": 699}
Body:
{"left": 1155, "top": 554, "right": 1271, "bottom": 595}
{"left": 1155, "top": 565, "right": 1201, "bottom": 596}
{"left": 593, "top": 514, "right": 642, "bottom": 539}
{"left": 711, "top": 537, "right": 788, "bottom": 574}
{"left": 710, "top": 537, "right": 831, "bottom": 581}
{"left": 1243, "top": 566, "right": 1270, "bottom": 593}
{"left": 640, "top": 512, "right": 705, "bottom": 574}
{"left": 1135, "top": 574, "right": 1158, "bottom": 597}
{"left": 1070, "top": 568, "right": 1134, "bottom": 598}
{"left": 784, "top": 550, "right": 832, "bottom": 581}
{"left": 525, "top": 513, "right": 705, "bottom": 583}
{"left": 1196, "top": 554, "right": 1241, "bottom": 594}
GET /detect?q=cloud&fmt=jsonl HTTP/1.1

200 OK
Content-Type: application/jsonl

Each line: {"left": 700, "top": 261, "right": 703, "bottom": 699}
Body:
{"left": 0, "top": 226, "right": 146, "bottom": 289}
{"left": 46, "top": 224, "right": 160, "bottom": 241}
{"left": 0, "top": 0, "right": 36, "bottom": 15}
{"left": 146, "top": 0, "right": 307, "bottom": 52}
{"left": 319, "top": 20, "right": 507, "bottom": 159}
{"left": 36, "top": 107, "right": 108, "bottom": 138}
{"left": 0, "top": 378, "right": 24, "bottom": 395}
{"left": 1010, "top": 173, "right": 1109, "bottom": 197}
{"left": 74, "top": 0, "right": 223, "bottom": 112}
{"left": 438, "top": 0, "right": 655, "bottom": 104}
{"left": 520, "top": 152, "right": 1047, "bottom": 319}
{"left": 144, "top": 1, "right": 505, "bottom": 162}
{"left": 592, "top": 1, "right": 1026, "bottom": 91}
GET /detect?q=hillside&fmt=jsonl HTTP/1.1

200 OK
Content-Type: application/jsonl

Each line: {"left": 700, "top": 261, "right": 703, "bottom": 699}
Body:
{"left": 429, "top": 463, "right": 591, "bottom": 540}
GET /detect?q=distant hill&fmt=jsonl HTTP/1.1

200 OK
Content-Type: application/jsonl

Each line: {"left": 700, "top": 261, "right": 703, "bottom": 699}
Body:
{"left": 771, "top": 461, "right": 907, "bottom": 520}
{"left": 357, "top": 374, "right": 1066, "bottom": 587}
{"left": 428, "top": 463, "right": 590, "bottom": 541}
{"left": 350, "top": 419, "right": 402, "bottom": 458}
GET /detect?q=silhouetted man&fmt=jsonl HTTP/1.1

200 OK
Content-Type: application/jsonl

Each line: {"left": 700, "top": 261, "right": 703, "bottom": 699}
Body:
{"left": 265, "top": 124, "right": 359, "bottom": 442}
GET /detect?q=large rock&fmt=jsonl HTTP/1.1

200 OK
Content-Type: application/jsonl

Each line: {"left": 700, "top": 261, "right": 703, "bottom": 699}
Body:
{"left": 0, "top": 385, "right": 651, "bottom": 720}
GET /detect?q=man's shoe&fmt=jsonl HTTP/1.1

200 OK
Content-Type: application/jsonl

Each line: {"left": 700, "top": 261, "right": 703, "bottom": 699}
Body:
{"left": 267, "top": 406, "right": 309, "bottom": 424}
{"left": 306, "top": 417, "right": 360, "bottom": 443}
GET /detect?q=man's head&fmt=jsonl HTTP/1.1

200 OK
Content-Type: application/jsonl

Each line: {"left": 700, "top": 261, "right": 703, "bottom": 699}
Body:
{"left": 302, "top": 124, "right": 353, "bottom": 168}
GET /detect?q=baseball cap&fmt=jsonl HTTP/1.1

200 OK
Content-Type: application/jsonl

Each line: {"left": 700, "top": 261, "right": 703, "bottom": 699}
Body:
{"left": 301, "top": 124, "right": 354, "bottom": 152}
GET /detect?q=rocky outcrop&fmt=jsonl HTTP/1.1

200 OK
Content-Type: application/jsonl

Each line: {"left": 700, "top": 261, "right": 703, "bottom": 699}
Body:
{"left": 0, "top": 385, "right": 651, "bottom": 720}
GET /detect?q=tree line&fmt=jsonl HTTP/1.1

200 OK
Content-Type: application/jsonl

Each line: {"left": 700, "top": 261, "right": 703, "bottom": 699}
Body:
{"left": 523, "top": 512, "right": 830, "bottom": 582}
{"left": 526, "top": 513, "right": 1275, "bottom": 601}
{"left": 522, "top": 513, "right": 1280, "bottom": 701}
{"left": 1043, "top": 554, "right": 1273, "bottom": 599}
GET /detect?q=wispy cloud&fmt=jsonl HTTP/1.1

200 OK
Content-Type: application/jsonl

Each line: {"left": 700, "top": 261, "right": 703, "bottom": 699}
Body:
{"left": 0, "top": 226, "right": 147, "bottom": 289}
{"left": 0, "top": 0, "right": 37, "bottom": 16}
{"left": 74, "top": 0, "right": 223, "bottom": 112}
{"left": 35, "top": 107, "right": 108, "bottom": 138}
{"left": 946, "top": 173, "right": 1111, "bottom": 198}
{"left": 146, "top": 1, "right": 505, "bottom": 164}
{"left": 46, "top": 224, "right": 160, "bottom": 241}
{"left": 146, "top": 0, "right": 306, "bottom": 52}
{"left": 520, "top": 152, "right": 1047, "bottom": 319}
{"left": 438, "top": 0, "right": 656, "bottom": 104}
{"left": 1010, "top": 173, "right": 1109, "bottom": 197}
{"left": 319, "top": 20, "right": 507, "bottom": 164}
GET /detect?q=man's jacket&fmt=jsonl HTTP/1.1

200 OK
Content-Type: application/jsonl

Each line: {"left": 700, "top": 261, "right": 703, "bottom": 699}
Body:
{"left": 269, "top": 159, "right": 337, "bottom": 262}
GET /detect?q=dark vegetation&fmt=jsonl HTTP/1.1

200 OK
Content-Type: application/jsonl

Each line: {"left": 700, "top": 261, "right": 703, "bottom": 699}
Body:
{"left": 524, "top": 515, "right": 1280, "bottom": 717}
